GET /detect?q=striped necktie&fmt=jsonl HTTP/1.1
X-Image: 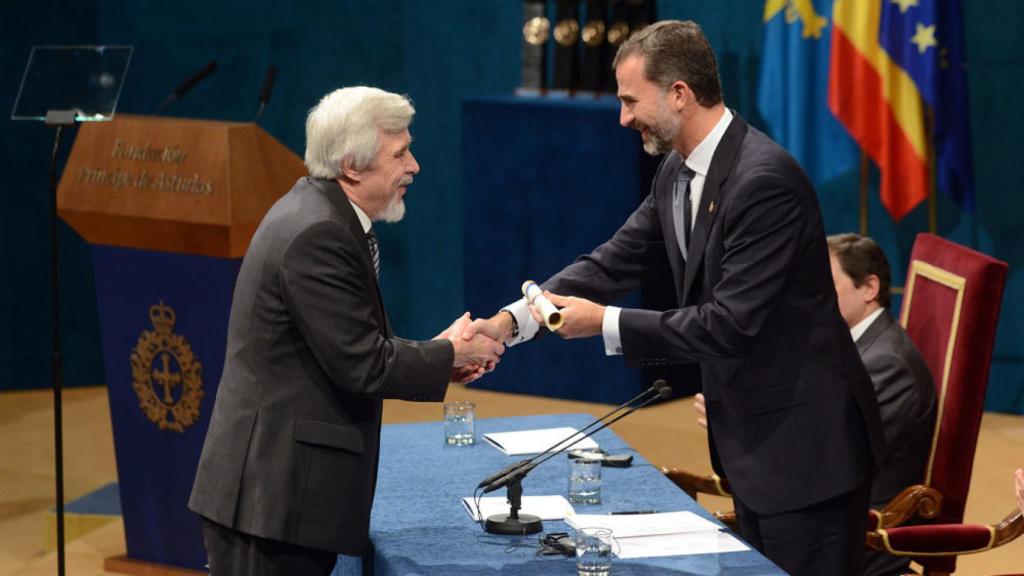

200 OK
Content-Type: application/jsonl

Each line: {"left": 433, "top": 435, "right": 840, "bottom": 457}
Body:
{"left": 366, "top": 228, "right": 380, "bottom": 279}
{"left": 672, "top": 166, "right": 696, "bottom": 259}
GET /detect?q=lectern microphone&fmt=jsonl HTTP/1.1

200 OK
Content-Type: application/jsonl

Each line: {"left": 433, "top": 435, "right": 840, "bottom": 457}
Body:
{"left": 156, "top": 60, "right": 218, "bottom": 114}
{"left": 476, "top": 380, "right": 672, "bottom": 535}
{"left": 253, "top": 65, "right": 277, "bottom": 123}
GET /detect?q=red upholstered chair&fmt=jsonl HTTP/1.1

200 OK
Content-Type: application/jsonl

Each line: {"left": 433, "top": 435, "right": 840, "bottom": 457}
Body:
{"left": 865, "top": 233, "right": 1010, "bottom": 574}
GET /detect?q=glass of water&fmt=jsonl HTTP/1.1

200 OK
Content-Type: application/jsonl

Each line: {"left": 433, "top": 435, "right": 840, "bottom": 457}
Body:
{"left": 568, "top": 450, "right": 602, "bottom": 504}
{"left": 443, "top": 401, "right": 475, "bottom": 445}
{"left": 575, "top": 527, "right": 616, "bottom": 576}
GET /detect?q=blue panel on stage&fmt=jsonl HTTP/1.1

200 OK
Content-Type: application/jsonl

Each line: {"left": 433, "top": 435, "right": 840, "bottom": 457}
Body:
{"left": 462, "top": 95, "right": 661, "bottom": 404}
{"left": 91, "top": 245, "right": 240, "bottom": 570}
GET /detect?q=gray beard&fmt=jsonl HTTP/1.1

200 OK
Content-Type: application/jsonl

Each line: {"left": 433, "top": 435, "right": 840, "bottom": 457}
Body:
{"left": 379, "top": 198, "right": 406, "bottom": 223}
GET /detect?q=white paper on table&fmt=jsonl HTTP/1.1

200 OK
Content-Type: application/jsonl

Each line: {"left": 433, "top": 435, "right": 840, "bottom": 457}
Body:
{"left": 614, "top": 531, "right": 749, "bottom": 559}
{"left": 566, "top": 511, "right": 721, "bottom": 538}
{"left": 461, "top": 495, "right": 575, "bottom": 522}
{"left": 482, "top": 427, "right": 599, "bottom": 456}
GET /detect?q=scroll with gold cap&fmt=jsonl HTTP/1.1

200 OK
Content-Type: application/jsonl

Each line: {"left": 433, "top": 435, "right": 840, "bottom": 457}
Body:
{"left": 522, "top": 280, "right": 564, "bottom": 331}
{"left": 520, "top": 0, "right": 549, "bottom": 93}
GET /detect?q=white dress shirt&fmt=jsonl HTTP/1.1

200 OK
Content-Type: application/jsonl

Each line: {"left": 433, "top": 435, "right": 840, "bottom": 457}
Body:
{"left": 850, "top": 307, "right": 886, "bottom": 343}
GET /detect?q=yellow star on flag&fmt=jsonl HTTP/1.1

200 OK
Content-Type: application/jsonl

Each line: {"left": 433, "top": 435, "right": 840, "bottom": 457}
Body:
{"left": 891, "top": 0, "right": 919, "bottom": 14}
{"left": 911, "top": 22, "right": 938, "bottom": 55}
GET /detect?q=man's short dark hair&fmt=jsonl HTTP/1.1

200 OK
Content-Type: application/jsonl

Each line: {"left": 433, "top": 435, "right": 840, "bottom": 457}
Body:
{"left": 827, "top": 233, "right": 892, "bottom": 309}
{"left": 612, "top": 20, "right": 723, "bottom": 107}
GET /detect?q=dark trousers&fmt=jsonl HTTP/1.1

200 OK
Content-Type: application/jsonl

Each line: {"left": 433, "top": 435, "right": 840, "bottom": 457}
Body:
{"left": 734, "top": 480, "right": 871, "bottom": 576}
{"left": 202, "top": 518, "right": 338, "bottom": 576}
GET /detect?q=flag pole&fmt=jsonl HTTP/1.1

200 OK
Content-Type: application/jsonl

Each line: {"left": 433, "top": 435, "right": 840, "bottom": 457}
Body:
{"left": 927, "top": 108, "right": 937, "bottom": 234}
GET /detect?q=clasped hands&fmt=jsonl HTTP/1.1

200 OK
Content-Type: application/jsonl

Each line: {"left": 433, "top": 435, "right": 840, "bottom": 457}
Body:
{"left": 436, "top": 291, "right": 605, "bottom": 384}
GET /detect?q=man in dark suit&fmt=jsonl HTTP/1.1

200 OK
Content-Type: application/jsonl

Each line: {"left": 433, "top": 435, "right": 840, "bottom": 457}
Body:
{"left": 188, "top": 86, "right": 504, "bottom": 576}
{"left": 465, "top": 21, "right": 883, "bottom": 575}
{"left": 828, "top": 233, "right": 936, "bottom": 576}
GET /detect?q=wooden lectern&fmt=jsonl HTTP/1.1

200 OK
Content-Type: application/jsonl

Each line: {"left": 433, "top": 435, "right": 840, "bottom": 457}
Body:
{"left": 58, "top": 115, "right": 306, "bottom": 573}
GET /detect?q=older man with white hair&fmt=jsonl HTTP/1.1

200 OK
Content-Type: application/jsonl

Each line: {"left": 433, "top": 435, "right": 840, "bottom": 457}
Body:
{"left": 188, "top": 86, "right": 503, "bottom": 575}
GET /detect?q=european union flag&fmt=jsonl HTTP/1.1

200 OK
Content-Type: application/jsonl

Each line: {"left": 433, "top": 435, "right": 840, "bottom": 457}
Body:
{"left": 880, "top": 0, "right": 974, "bottom": 211}
{"left": 757, "top": 0, "right": 858, "bottom": 184}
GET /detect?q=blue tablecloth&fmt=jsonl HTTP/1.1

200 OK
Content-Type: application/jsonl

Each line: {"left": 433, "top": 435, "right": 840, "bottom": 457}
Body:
{"left": 333, "top": 413, "right": 785, "bottom": 575}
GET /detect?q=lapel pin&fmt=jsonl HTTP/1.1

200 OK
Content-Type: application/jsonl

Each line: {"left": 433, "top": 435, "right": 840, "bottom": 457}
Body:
{"left": 709, "top": 201, "right": 715, "bottom": 214}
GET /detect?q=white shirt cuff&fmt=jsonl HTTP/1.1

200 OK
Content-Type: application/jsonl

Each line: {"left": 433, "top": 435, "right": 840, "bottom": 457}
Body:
{"left": 602, "top": 306, "right": 623, "bottom": 356}
{"left": 501, "top": 299, "right": 539, "bottom": 346}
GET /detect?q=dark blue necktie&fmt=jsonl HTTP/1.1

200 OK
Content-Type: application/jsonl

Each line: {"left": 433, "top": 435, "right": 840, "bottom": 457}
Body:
{"left": 672, "top": 167, "right": 696, "bottom": 259}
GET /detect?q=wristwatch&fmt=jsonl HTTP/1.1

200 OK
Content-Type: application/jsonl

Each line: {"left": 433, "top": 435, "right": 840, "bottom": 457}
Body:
{"left": 501, "top": 309, "right": 519, "bottom": 339}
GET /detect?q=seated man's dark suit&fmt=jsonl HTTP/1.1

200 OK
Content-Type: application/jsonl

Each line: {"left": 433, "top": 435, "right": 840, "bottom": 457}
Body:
{"left": 858, "top": 310, "right": 936, "bottom": 576}
{"left": 188, "top": 177, "right": 452, "bottom": 571}
{"left": 539, "top": 114, "right": 884, "bottom": 575}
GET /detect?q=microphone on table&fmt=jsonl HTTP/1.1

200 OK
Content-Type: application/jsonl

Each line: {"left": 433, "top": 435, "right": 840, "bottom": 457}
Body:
{"left": 476, "top": 380, "right": 672, "bottom": 535}
{"left": 155, "top": 60, "right": 218, "bottom": 114}
{"left": 253, "top": 65, "right": 276, "bottom": 123}
{"left": 476, "top": 380, "right": 669, "bottom": 490}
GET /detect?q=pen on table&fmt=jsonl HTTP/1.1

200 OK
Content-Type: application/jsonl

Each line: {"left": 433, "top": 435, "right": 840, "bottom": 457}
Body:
{"left": 608, "top": 510, "right": 657, "bottom": 515}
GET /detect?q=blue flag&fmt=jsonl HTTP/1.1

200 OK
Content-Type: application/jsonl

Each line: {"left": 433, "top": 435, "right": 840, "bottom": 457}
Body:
{"left": 880, "top": 0, "right": 974, "bottom": 211}
{"left": 757, "top": 0, "right": 858, "bottom": 184}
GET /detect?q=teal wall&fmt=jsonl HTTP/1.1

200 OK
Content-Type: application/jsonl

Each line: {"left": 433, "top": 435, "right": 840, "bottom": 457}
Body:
{"left": 2, "top": 1, "right": 1023, "bottom": 413}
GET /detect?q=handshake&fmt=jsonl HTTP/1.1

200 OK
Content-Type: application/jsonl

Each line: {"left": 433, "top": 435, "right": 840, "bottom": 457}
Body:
{"left": 434, "top": 312, "right": 512, "bottom": 385}
{"left": 432, "top": 287, "right": 611, "bottom": 385}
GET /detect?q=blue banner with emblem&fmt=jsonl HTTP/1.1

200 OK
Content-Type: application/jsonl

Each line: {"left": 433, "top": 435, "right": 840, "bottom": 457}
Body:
{"left": 92, "top": 245, "right": 241, "bottom": 570}
{"left": 757, "top": 0, "right": 858, "bottom": 184}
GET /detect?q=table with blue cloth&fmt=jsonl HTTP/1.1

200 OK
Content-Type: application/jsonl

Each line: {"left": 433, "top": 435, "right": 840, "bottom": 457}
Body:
{"left": 332, "top": 413, "right": 785, "bottom": 575}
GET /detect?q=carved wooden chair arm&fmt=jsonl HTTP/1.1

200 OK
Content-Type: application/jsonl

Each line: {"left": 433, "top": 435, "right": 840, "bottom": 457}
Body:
{"left": 867, "top": 484, "right": 944, "bottom": 530}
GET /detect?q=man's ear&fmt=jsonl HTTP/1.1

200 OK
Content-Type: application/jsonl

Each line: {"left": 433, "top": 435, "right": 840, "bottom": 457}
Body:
{"left": 669, "top": 80, "right": 690, "bottom": 112}
{"left": 339, "top": 158, "right": 361, "bottom": 183}
{"left": 862, "top": 274, "right": 881, "bottom": 304}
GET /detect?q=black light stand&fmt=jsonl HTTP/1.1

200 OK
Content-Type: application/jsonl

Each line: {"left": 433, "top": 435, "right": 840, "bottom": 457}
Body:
{"left": 45, "top": 109, "right": 76, "bottom": 576}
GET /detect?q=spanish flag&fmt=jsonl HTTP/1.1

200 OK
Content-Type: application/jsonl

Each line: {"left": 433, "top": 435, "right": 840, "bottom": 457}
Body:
{"left": 829, "top": 0, "right": 973, "bottom": 220}
{"left": 829, "top": 0, "right": 928, "bottom": 220}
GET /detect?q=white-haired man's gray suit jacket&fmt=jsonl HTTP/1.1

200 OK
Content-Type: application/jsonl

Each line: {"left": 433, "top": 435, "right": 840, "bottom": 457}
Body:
{"left": 189, "top": 177, "right": 451, "bottom": 556}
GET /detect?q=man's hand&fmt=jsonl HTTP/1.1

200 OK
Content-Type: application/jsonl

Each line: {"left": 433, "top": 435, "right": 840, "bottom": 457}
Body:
{"left": 436, "top": 312, "right": 503, "bottom": 378}
{"left": 532, "top": 291, "right": 604, "bottom": 339}
{"left": 460, "top": 312, "right": 514, "bottom": 343}
{"left": 693, "top": 393, "right": 707, "bottom": 429}
{"left": 1015, "top": 468, "right": 1024, "bottom": 516}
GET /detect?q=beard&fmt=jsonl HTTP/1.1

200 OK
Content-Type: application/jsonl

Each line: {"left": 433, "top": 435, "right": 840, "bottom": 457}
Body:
{"left": 378, "top": 175, "right": 413, "bottom": 223}
{"left": 635, "top": 99, "right": 680, "bottom": 156}
{"left": 379, "top": 197, "right": 406, "bottom": 223}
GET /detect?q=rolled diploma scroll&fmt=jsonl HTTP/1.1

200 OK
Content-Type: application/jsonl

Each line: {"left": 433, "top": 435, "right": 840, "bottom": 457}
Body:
{"left": 521, "top": 280, "right": 564, "bottom": 331}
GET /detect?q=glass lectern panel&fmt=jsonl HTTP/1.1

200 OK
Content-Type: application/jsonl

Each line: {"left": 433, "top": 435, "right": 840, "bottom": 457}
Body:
{"left": 12, "top": 45, "right": 133, "bottom": 122}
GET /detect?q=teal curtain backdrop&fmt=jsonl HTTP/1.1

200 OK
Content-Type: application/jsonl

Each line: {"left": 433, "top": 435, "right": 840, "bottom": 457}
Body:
{"left": 2, "top": 1, "right": 1023, "bottom": 414}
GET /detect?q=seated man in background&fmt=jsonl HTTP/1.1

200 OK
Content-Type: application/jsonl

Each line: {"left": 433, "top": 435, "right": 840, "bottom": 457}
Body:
{"left": 695, "top": 233, "right": 936, "bottom": 576}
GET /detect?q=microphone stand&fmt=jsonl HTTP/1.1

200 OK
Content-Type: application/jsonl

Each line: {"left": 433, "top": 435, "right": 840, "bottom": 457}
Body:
{"left": 481, "top": 383, "right": 672, "bottom": 535}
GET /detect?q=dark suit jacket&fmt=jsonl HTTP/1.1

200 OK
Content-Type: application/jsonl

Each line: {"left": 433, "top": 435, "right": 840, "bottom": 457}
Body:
{"left": 188, "top": 177, "right": 452, "bottom": 555}
{"left": 542, "top": 114, "right": 884, "bottom": 515}
{"left": 857, "top": 311, "right": 936, "bottom": 508}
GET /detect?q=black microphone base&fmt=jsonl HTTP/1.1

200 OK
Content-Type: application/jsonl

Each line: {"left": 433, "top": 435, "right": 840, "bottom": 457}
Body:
{"left": 484, "top": 513, "right": 543, "bottom": 535}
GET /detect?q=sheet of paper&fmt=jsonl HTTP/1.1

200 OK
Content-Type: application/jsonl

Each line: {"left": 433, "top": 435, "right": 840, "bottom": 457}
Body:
{"left": 462, "top": 495, "right": 575, "bottom": 522}
{"left": 482, "top": 426, "right": 599, "bottom": 456}
{"left": 614, "top": 531, "right": 749, "bottom": 558}
{"left": 566, "top": 510, "right": 721, "bottom": 538}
